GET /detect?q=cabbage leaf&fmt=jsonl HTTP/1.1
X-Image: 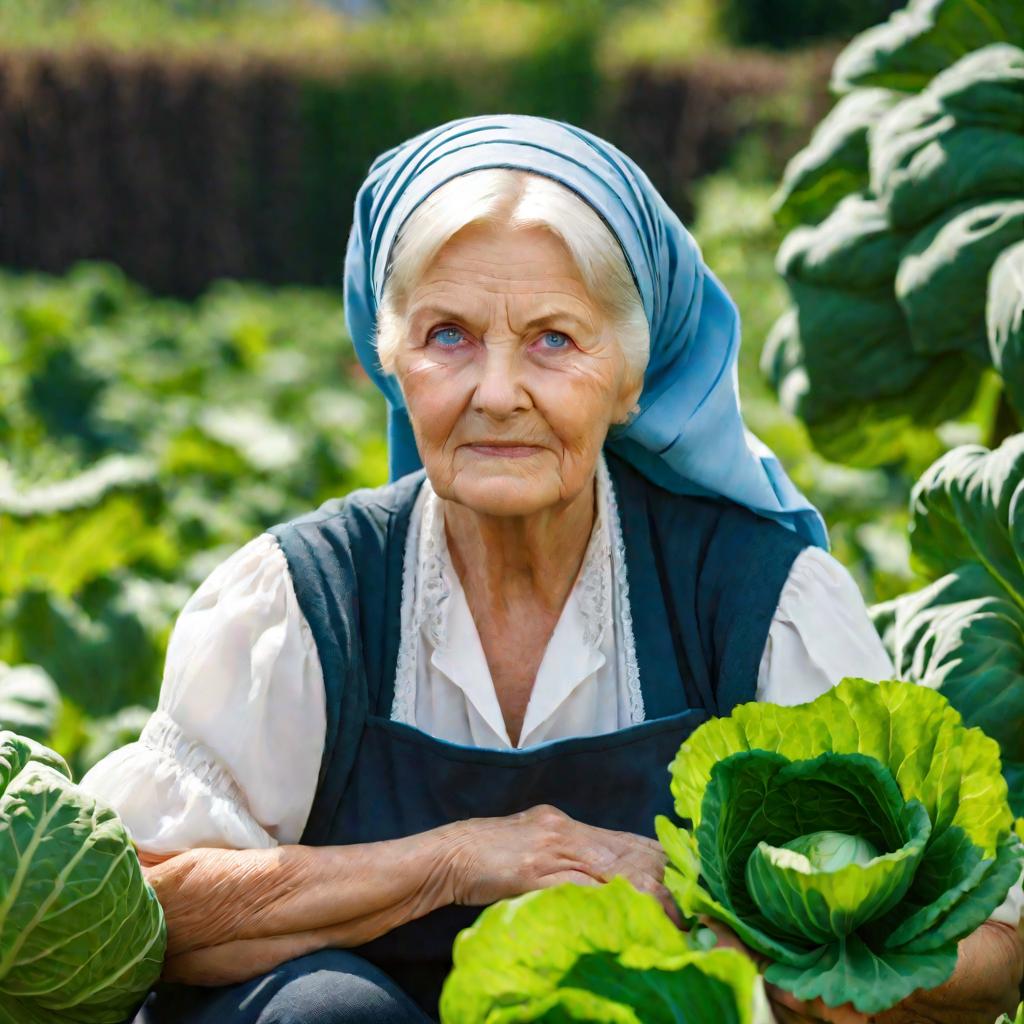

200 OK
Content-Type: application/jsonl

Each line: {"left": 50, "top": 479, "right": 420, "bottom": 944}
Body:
{"left": 0, "top": 456, "right": 171, "bottom": 599}
{"left": 897, "top": 199, "right": 1024, "bottom": 364}
{"left": 0, "top": 664, "right": 58, "bottom": 743}
{"left": 832, "top": 0, "right": 1024, "bottom": 94}
{"left": 439, "top": 877, "right": 769, "bottom": 1024}
{"left": 773, "top": 89, "right": 900, "bottom": 230}
{"left": 870, "top": 44, "right": 1024, "bottom": 230}
{"left": 988, "top": 241, "right": 1024, "bottom": 419}
{"left": 0, "top": 731, "right": 166, "bottom": 1023}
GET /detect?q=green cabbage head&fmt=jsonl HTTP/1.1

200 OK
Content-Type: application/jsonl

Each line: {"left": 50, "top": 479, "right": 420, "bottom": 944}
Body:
{"left": 439, "top": 876, "right": 770, "bottom": 1024}
{"left": 656, "top": 678, "right": 1024, "bottom": 1015}
{"left": 0, "top": 731, "right": 166, "bottom": 1023}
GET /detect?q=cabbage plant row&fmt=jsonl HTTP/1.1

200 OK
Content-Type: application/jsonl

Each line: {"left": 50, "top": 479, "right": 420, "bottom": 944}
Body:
{"left": 763, "top": 0, "right": 1024, "bottom": 816}
{"left": 0, "top": 265, "right": 386, "bottom": 775}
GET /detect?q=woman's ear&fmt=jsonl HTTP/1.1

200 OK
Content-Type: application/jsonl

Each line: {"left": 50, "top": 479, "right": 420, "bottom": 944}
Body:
{"left": 612, "top": 376, "right": 643, "bottom": 427}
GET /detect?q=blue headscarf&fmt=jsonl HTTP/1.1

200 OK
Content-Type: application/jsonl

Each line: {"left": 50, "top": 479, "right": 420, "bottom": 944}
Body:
{"left": 343, "top": 114, "right": 828, "bottom": 549}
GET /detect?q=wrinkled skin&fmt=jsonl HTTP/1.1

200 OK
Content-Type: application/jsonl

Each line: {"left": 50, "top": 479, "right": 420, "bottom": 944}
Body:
{"left": 706, "top": 919, "right": 1023, "bottom": 1023}
{"left": 393, "top": 218, "right": 642, "bottom": 520}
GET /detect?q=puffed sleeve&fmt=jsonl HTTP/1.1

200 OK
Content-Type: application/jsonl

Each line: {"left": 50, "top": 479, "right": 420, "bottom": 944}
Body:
{"left": 80, "top": 533, "right": 326, "bottom": 855}
{"left": 756, "top": 546, "right": 894, "bottom": 706}
{"left": 757, "top": 546, "right": 1023, "bottom": 926}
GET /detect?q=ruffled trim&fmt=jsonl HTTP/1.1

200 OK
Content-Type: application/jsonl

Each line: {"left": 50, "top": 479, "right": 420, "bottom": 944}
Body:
{"left": 602, "top": 454, "right": 644, "bottom": 724}
{"left": 575, "top": 455, "right": 612, "bottom": 649}
{"left": 418, "top": 479, "right": 452, "bottom": 651}
{"left": 139, "top": 710, "right": 251, "bottom": 812}
{"left": 391, "top": 484, "right": 429, "bottom": 726}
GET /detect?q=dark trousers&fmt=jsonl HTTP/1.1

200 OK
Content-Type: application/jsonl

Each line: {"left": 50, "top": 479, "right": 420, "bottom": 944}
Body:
{"left": 131, "top": 950, "right": 434, "bottom": 1024}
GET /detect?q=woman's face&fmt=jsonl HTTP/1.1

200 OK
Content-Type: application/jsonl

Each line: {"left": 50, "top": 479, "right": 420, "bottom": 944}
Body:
{"left": 392, "top": 220, "right": 641, "bottom": 517}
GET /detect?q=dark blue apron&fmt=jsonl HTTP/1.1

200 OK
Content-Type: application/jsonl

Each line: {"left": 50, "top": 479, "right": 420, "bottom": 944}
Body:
{"left": 134, "top": 452, "right": 807, "bottom": 1023}
{"left": 339, "top": 671, "right": 709, "bottom": 1016}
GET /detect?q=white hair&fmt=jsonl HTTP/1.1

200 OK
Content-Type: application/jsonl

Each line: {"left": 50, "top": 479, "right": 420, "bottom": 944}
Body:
{"left": 374, "top": 168, "right": 650, "bottom": 386}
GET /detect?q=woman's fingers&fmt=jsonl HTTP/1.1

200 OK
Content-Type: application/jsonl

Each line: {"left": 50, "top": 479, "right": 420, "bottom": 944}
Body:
{"left": 580, "top": 827, "right": 666, "bottom": 874}
{"left": 548, "top": 823, "right": 680, "bottom": 925}
{"left": 544, "top": 869, "right": 604, "bottom": 888}
{"left": 767, "top": 985, "right": 869, "bottom": 1024}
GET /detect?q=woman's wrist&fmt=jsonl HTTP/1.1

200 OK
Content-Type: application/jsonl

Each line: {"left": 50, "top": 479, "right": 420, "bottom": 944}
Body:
{"left": 428, "top": 818, "right": 480, "bottom": 909}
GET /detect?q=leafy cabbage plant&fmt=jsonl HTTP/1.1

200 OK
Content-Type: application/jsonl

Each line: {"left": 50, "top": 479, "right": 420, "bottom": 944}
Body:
{"left": 656, "top": 678, "right": 1024, "bottom": 1014}
{"left": 832, "top": 0, "right": 1024, "bottom": 93}
{"left": 0, "top": 730, "right": 166, "bottom": 1023}
{"left": 873, "top": 436, "right": 1024, "bottom": 816}
{"left": 766, "top": 30, "right": 1024, "bottom": 470}
{"left": 439, "top": 876, "right": 770, "bottom": 1024}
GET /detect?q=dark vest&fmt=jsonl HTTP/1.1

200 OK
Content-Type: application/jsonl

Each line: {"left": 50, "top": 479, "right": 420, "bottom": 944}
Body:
{"left": 268, "top": 450, "right": 807, "bottom": 1017}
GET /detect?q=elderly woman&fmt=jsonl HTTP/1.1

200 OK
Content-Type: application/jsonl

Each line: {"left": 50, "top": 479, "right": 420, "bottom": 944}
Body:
{"left": 83, "top": 116, "right": 1022, "bottom": 1024}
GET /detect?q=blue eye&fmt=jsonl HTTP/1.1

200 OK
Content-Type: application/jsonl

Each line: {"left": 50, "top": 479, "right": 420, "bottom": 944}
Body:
{"left": 432, "top": 326, "right": 465, "bottom": 347}
{"left": 541, "top": 331, "right": 570, "bottom": 350}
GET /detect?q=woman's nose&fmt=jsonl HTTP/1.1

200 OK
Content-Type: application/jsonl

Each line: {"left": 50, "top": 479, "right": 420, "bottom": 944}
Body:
{"left": 471, "top": 344, "right": 531, "bottom": 418}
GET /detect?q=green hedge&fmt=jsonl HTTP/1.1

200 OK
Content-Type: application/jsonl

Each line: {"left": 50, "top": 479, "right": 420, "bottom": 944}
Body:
{"left": 0, "top": 31, "right": 830, "bottom": 296}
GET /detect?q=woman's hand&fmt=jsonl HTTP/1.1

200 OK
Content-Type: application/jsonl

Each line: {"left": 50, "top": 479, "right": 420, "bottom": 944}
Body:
{"left": 706, "top": 919, "right": 1024, "bottom": 1024}
{"left": 441, "top": 803, "right": 680, "bottom": 924}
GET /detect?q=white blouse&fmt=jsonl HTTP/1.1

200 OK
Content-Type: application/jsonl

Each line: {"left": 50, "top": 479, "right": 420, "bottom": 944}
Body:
{"left": 81, "top": 455, "right": 1022, "bottom": 924}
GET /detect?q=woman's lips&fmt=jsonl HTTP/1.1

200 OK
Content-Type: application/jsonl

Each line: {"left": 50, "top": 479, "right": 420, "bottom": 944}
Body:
{"left": 466, "top": 444, "right": 541, "bottom": 458}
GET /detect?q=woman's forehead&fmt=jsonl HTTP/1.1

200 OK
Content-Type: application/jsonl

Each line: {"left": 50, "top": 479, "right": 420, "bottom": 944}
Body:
{"left": 417, "top": 222, "right": 591, "bottom": 289}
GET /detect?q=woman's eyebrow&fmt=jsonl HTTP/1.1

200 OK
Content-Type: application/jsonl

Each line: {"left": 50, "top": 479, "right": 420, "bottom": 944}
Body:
{"left": 410, "top": 304, "right": 589, "bottom": 333}
{"left": 521, "top": 311, "right": 590, "bottom": 332}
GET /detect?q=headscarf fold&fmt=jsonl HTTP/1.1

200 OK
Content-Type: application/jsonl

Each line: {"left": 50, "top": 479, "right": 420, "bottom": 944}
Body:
{"left": 343, "top": 114, "right": 828, "bottom": 548}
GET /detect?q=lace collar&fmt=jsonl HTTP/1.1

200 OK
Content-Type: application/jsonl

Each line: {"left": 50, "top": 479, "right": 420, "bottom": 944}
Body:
{"left": 390, "top": 451, "right": 642, "bottom": 728}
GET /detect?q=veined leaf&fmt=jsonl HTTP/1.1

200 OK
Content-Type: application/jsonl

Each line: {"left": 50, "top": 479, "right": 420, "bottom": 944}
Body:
{"left": 832, "top": 0, "right": 1024, "bottom": 94}
{"left": 0, "top": 731, "right": 166, "bottom": 1022}
{"left": 875, "top": 435, "right": 1024, "bottom": 813}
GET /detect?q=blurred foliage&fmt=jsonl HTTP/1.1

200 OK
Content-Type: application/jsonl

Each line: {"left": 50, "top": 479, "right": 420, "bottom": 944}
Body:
{"left": 0, "top": 1, "right": 837, "bottom": 297}
{"left": 0, "top": 0, "right": 914, "bottom": 56}
{"left": 596, "top": 0, "right": 722, "bottom": 68}
{"left": 0, "top": 261, "right": 385, "bottom": 774}
{"left": 0, "top": 0, "right": 712, "bottom": 58}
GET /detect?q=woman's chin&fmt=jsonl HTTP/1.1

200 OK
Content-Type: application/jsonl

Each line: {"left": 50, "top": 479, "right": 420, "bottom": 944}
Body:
{"left": 450, "top": 472, "right": 560, "bottom": 518}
